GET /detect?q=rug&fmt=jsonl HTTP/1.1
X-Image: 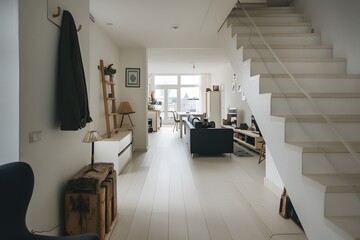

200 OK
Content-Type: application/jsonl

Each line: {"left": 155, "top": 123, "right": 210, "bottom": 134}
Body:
{"left": 233, "top": 143, "right": 253, "bottom": 157}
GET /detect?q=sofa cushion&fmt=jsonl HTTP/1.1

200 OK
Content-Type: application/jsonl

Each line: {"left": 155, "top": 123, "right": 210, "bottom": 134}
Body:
{"left": 187, "top": 114, "right": 216, "bottom": 128}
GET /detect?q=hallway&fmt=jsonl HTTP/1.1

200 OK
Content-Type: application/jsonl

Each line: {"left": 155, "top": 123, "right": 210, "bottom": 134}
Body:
{"left": 109, "top": 126, "right": 306, "bottom": 240}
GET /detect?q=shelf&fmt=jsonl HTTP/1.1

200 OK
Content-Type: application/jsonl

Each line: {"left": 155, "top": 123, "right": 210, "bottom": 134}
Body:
{"left": 104, "top": 80, "right": 115, "bottom": 85}
{"left": 222, "top": 125, "right": 263, "bottom": 152}
{"left": 100, "top": 59, "right": 118, "bottom": 138}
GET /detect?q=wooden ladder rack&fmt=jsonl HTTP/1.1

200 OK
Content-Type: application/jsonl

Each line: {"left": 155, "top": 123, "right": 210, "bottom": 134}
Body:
{"left": 99, "top": 59, "right": 119, "bottom": 138}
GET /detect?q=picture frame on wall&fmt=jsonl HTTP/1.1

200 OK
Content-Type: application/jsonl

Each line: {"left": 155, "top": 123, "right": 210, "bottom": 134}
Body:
{"left": 125, "top": 68, "right": 140, "bottom": 87}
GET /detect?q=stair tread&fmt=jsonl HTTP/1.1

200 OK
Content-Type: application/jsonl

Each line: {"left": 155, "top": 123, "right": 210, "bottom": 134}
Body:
{"left": 287, "top": 141, "right": 360, "bottom": 153}
{"left": 260, "top": 73, "right": 360, "bottom": 79}
{"left": 304, "top": 174, "right": 360, "bottom": 190}
{"left": 230, "top": 13, "right": 304, "bottom": 17}
{"left": 232, "top": 22, "right": 311, "bottom": 27}
{"left": 271, "top": 93, "right": 360, "bottom": 98}
{"left": 243, "top": 44, "right": 332, "bottom": 49}
{"left": 237, "top": 32, "right": 319, "bottom": 37}
{"left": 235, "top": 5, "right": 294, "bottom": 10}
{"left": 229, "top": 12, "right": 304, "bottom": 18}
{"left": 252, "top": 57, "right": 346, "bottom": 62}
{"left": 283, "top": 115, "right": 360, "bottom": 123}
{"left": 327, "top": 216, "right": 360, "bottom": 239}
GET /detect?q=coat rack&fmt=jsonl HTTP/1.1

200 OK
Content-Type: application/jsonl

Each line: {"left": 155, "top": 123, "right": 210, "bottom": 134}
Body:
{"left": 47, "top": 0, "right": 82, "bottom": 32}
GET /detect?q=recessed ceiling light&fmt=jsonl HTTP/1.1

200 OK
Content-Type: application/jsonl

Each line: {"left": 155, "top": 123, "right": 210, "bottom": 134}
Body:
{"left": 172, "top": 26, "right": 179, "bottom": 30}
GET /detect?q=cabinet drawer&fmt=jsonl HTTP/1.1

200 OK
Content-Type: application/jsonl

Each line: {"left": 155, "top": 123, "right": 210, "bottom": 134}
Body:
{"left": 118, "top": 144, "right": 132, "bottom": 173}
{"left": 118, "top": 132, "right": 132, "bottom": 153}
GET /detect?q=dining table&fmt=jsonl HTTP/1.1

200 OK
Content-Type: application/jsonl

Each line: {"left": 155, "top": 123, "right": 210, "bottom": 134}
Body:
{"left": 177, "top": 112, "right": 204, "bottom": 138}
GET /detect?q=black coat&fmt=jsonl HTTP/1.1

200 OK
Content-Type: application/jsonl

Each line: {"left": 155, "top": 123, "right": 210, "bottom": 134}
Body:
{"left": 58, "top": 10, "right": 92, "bottom": 130}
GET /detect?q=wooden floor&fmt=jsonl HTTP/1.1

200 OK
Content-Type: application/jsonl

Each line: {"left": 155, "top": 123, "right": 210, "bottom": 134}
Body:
{"left": 109, "top": 126, "right": 307, "bottom": 240}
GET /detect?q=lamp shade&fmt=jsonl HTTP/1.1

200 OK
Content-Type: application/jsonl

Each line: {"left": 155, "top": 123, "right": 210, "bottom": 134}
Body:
{"left": 82, "top": 130, "right": 102, "bottom": 143}
{"left": 117, "top": 101, "right": 135, "bottom": 114}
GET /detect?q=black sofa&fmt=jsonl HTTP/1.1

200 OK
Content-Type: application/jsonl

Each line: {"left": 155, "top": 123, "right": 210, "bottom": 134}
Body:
{"left": 184, "top": 115, "right": 233, "bottom": 155}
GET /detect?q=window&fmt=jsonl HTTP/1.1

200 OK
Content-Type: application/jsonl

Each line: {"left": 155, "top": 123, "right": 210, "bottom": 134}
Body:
{"left": 181, "top": 75, "right": 200, "bottom": 85}
{"left": 154, "top": 76, "right": 177, "bottom": 85}
{"left": 153, "top": 74, "right": 203, "bottom": 124}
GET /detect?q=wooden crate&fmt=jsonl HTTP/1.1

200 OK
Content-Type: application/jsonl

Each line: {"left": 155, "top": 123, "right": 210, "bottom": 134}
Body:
{"left": 65, "top": 188, "right": 106, "bottom": 240}
{"left": 67, "top": 163, "right": 114, "bottom": 194}
{"left": 106, "top": 171, "right": 117, "bottom": 219}
{"left": 65, "top": 163, "right": 116, "bottom": 240}
{"left": 101, "top": 180, "right": 112, "bottom": 233}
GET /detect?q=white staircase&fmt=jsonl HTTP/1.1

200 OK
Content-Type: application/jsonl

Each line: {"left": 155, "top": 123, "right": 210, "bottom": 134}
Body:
{"left": 221, "top": 3, "right": 360, "bottom": 240}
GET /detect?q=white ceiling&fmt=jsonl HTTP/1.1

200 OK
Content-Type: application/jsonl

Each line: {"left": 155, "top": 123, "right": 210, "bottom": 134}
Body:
{"left": 90, "top": 0, "right": 238, "bottom": 74}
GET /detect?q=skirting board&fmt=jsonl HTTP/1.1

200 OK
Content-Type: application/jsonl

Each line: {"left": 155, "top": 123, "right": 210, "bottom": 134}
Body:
{"left": 264, "top": 177, "right": 283, "bottom": 196}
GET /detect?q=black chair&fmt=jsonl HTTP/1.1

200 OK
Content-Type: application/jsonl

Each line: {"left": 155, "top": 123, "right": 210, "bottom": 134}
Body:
{"left": 0, "top": 161, "right": 100, "bottom": 240}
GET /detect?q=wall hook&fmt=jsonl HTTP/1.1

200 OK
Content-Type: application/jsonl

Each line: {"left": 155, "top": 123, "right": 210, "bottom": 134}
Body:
{"left": 52, "top": 6, "right": 82, "bottom": 32}
{"left": 52, "top": 6, "right": 62, "bottom": 18}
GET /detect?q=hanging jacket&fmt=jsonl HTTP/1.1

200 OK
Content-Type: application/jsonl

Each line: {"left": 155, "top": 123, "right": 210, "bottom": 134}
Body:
{"left": 57, "top": 10, "right": 92, "bottom": 130}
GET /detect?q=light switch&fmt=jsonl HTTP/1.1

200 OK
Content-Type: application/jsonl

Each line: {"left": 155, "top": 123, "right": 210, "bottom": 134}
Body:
{"left": 29, "top": 130, "right": 42, "bottom": 143}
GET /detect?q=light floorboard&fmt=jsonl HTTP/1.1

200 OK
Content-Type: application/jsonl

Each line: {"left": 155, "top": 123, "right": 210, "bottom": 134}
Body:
{"left": 109, "top": 126, "right": 306, "bottom": 240}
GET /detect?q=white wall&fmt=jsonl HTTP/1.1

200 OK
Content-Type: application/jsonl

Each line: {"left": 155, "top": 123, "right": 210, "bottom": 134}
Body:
{"left": 19, "top": 0, "right": 90, "bottom": 234}
{"left": 292, "top": 0, "right": 360, "bottom": 74}
{"left": 211, "top": 63, "right": 253, "bottom": 126}
{"left": 89, "top": 22, "right": 121, "bottom": 135}
{"left": 0, "top": 0, "right": 19, "bottom": 165}
{"left": 119, "top": 48, "right": 148, "bottom": 151}
{"left": 264, "top": 147, "right": 284, "bottom": 195}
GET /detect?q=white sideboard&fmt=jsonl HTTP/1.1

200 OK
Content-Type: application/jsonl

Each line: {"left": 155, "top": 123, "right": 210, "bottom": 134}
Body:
{"left": 95, "top": 131, "right": 132, "bottom": 174}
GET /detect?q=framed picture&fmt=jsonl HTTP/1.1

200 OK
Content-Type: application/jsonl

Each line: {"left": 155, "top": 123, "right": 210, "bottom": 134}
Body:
{"left": 125, "top": 68, "right": 140, "bottom": 87}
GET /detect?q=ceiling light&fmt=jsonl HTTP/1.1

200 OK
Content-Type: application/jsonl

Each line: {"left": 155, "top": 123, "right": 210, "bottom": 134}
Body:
{"left": 172, "top": 26, "right": 179, "bottom": 30}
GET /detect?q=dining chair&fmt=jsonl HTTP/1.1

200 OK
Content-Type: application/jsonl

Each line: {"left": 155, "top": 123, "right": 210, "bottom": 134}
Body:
{"left": 172, "top": 111, "right": 180, "bottom": 132}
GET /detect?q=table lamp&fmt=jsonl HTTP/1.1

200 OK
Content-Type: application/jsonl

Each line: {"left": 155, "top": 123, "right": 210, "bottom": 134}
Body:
{"left": 82, "top": 130, "right": 102, "bottom": 170}
{"left": 118, "top": 101, "right": 135, "bottom": 127}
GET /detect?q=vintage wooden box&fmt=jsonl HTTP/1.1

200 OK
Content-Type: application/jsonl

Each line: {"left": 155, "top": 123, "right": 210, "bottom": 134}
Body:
{"left": 65, "top": 163, "right": 117, "bottom": 240}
